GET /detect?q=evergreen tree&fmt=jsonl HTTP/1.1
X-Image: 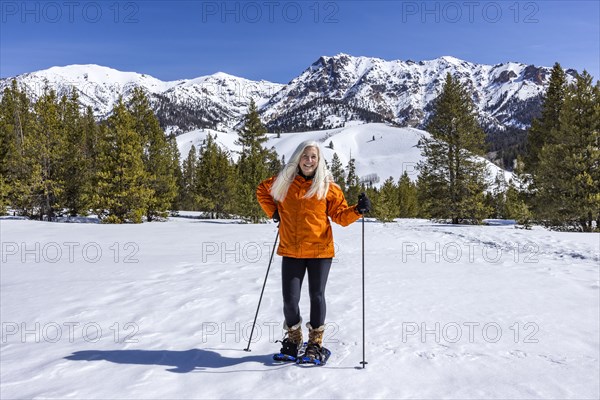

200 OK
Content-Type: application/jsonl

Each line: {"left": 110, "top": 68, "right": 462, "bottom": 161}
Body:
{"left": 417, "top": 73, "right": 490, "bottom": 224}
{"left": 166, "top": 134, "right": 183, "bottom": 213}
{"left": 236, "top": 99, "right": 267, "bottom": 151}
{"left": 180, "top": 145, "right": 199, "bottom": 210}
{"left": 235, "top": 99, "right": 277, "bottom": 222}
{"left": 397, "top": 171, "right": 418, "bottom": 218}
{"left": 31, "top": 87, "right": 66, "bottom": 220}
{"left": 503, "top": 157, "right": 533, "bottom": 228}
{"left": 534, "top": 71, "right": 600, "bottom": 232}
{"left": 59, "top": 89, "right": 92, "bottom": 216}
{"left": 365, "top": 186, "right": 378, "bottom": 216}
{"left": 372, "top": 177, "right": 398, "bottom": 222}
{"left": 128, "top": 88, "right": 178, "bottom": 221}
{"left": 0, "top": 176, "right": 8, "bottom": 215}
{"left": 195, "top": 134, "right": 235, "bottom": 218}
{"left": 330, "top": 153, "right": 346, "bottom": 192}
{"left": 266, "top": 146, "right": 282, "bottom": 176}
{"left": 345, "top": 157, "right": 361, "bottom": 205}
{"left": 0, "top": 79, "right": 35, "bottom": 215}
{"left": 525, "top": 63, "right": 566, "bottom": 173}
{"left": 93, "top": 98, "right": 152, "bottom": 223}
{"left": 488, "top": 170, "right": 508, "bottom": 219}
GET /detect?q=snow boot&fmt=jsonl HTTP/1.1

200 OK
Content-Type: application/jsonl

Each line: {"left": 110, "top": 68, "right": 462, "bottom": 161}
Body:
{"left": 276, "top": 319, "right": 303, "bottom": 359}
{"left": 299, "top": 323, "right": 330, "bottom": 364}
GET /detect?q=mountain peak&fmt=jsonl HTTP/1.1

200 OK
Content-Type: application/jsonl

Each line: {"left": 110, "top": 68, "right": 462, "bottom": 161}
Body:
{"left": 1, "top": 54, "right": 565, "bottom": 137}
{"left": 438, "top": 55, "right": 465, "bottom": 64}
{"left": 209, "top": 71, "right": 240, "bottom": 80}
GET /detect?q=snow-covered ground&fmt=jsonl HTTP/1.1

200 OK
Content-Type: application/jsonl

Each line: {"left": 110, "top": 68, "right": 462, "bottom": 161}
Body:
{"left": 1, "top": 216, "right": 598, "bottom": 399}
{"left": 176, "top": 123, "right": 513, "bottom": 186}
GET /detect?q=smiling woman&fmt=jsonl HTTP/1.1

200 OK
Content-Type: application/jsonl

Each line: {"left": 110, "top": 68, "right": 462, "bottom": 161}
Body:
{"left": 256, "top": 140, "right": 370, "bottom": 364}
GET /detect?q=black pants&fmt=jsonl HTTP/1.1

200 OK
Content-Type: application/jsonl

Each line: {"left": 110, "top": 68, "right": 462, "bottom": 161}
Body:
{"left": 281, "top": 257, "right": 332, "bottom": 329}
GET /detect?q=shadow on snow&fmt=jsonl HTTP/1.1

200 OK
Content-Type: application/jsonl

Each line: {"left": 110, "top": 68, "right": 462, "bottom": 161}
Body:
{"left": 64, "top": 348, "right": 280, "bottom": 373}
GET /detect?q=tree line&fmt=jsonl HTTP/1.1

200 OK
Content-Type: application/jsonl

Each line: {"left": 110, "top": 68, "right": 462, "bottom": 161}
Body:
{"left": 0, "top": 82, "right": 180, "bottom": 223}
{"left": 363, "top": 68, "right": 599, "bottom": 232}
{"left": 1, "top": 66, "right": 598, "bottom": 231}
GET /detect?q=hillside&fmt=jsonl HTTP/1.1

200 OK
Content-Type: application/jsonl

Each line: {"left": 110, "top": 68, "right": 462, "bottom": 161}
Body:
{"left": 176, "top": 122, "right": 513, "bottom": 185}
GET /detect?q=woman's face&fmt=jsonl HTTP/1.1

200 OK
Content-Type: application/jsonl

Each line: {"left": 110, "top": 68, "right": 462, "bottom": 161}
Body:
{"left": 299, "top": 146, "right": 319, "bottom": 177}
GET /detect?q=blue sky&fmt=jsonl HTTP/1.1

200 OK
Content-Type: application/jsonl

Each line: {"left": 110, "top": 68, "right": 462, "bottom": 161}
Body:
{"left": 1, "top": 1, "right": 598, "bottom": 82}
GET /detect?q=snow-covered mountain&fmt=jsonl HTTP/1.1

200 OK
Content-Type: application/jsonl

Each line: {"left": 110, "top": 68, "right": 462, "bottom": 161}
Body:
{"left": 2, "top": 64, "right": 182, "bottom": 113}
{"left": 0, "top": 64, "right": 283, "bottom": 134}
{"left": 262, "top": 54, "right": 574, "bottom": 132}
{"left": 0, "top": 55, "right": 577, "bottom": 135}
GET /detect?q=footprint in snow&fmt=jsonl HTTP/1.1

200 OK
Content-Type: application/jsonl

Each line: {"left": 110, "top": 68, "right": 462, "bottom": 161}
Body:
{"left": 538, "top": 354, "right": 567, "bottom": 365}
{"left": 417, "top": 351, "right": 436, "bottom": 359}
{"left": 509, "top": 349, "right": 528, "bottom": 358}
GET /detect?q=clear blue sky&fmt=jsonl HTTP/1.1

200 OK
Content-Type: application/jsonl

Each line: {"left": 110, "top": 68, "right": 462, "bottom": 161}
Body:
{"left": 1, "top": 0, "right": 598, "bottom": 82}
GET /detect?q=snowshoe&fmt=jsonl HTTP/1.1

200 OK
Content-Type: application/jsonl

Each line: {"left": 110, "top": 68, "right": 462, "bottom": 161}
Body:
{"left": 296, "top": 343, "right": 331, "bottom": 366}
{"left": 273, "top": 340, "right": 306, "bottom": 362}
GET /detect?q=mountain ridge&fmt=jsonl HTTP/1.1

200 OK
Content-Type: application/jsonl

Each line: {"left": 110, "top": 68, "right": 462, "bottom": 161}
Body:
{"left": 0, "top": 54, "right": 576, "bottom": 140}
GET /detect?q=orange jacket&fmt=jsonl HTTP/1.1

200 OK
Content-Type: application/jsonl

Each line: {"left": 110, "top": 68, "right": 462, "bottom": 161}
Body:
{"left": 256, "top": 175, "right": 361, "bottom": 258}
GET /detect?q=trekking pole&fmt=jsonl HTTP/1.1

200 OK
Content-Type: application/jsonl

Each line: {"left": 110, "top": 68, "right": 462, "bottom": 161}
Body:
{"left": 357, "top": 193, "right": 368, "bottom": 369}
{"left": 244, "top": 227, "right": 279, "bottom": 352}
{"left": 359, "top": 214, "right": 368, "bottom": 368}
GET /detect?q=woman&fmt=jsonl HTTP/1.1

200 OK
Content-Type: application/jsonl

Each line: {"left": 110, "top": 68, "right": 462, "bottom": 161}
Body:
{"left": 256, "top": 140, "right": 371, "bottom": 362}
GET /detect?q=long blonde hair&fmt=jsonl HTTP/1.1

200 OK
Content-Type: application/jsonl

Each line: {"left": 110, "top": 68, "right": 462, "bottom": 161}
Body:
{"left": 270, "top": 140, "right": 333, "bottom": 202}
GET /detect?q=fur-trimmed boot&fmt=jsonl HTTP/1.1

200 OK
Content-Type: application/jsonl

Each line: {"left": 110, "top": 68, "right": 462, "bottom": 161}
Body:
{"left": 304, "top": 322, "right": 326, "bottom": 361}
{"left": 278, "top": 319, "right": 303, "bottom": 358}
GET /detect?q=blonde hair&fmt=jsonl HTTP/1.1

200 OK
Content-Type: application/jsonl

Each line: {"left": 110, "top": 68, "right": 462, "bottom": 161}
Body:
{"left": 270, "top": 140, "right": 333, "bottom": 202}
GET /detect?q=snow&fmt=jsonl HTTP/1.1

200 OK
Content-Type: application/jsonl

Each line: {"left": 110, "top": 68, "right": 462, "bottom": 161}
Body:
{"left": 176, "top": 128, "right": 241, "bottom": 162}
{"left": 1, "top": 64, "right": 283, "bottom": 125}
{"left": 1, "top": 54, "right": 565, "bottom": 133}
{"left": 1, "top": 216, "right": 598, "bottom": 399}
{"left": 176, "top": 123, "right": 513, "bottom": 185}
{"left": 32, "top": 64, "right": 183, "bottom": 94}
{"left": 314, "top": 54, "right": 515, "bottom": 127}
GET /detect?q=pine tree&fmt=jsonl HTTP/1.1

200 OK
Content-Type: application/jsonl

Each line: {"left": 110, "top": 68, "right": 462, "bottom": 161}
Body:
{"left": 180, "top": 145, "right": 199, "bottom": 210}
{"left": 345, "top": 157, "right": 361, "bottom": 205}
{"left": 59, "top": 89, "right": 92, "bottom": 216}
{"left": 266, "top": 146, "right": 282, "bottom": 176}
{"left": 166, "top": 134, "right": 183, "bottom": 213}
{"left": 31, "top": 87, "right": 66, "bottom": 220}
{"left": 0, "top": 176, "right": 8, "bottom": 215}
{"left": 128, "top": 88, "right": 178, "bottom": 221}
{"left": 397, "top": 171, "right": 418, "bottom": 218}
{"left": 0, "top": 79, "right": 34, "bottom": 215}
{"left": 372, "top": 177, "right": 399, "bottom": 222}
{"left": 82, "top": 106, "right": 100, "bottom": 209}
{"left": 235, "top": 99, "right": 277, "bottom": 222}
{"left": 236, "top": 99, "right": 267, "bottom": 151}
{"left": 195, "top": 134, "right": 235, "bottom": 218}
{"left": 365, "top": 186, "right": 378, "bottom": 216}
{"left": 417, "top": 73, "right": 490, "bottom": 224}
{"left": 504, "top": 157, "right": 533, "bottom": 228}
{"left": 525, "top": 63, "right": 566, "bottom": 173}
{"left": 93, "top": 98, "right": 152, "bottom": 223}
{"left": 534, "top": 71, "right": 600, "bottom": 231}
{"left": 488, "top": 170, "right": 508, "bottom": 219}
{"left": 330, "top": 153, "right": 346, "bottom": 193}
